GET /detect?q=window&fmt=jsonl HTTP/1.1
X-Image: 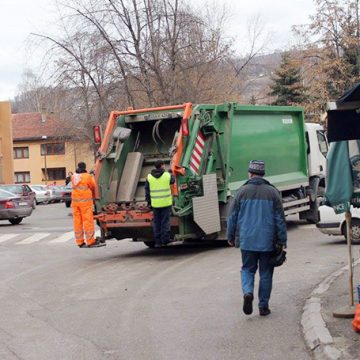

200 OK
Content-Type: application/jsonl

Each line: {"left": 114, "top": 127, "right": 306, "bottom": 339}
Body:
{"left": 41, "top": 143, "right": 65, "bottom": 155}
{"left": 42, "top": 167, "right": 66, "bottom": 181}
{"left": 15, "top": 172, "right": 30, "bottom": 183}
{"left": 13, "top": 147, "right": 29, "bottom": 159}
{"left": 317, "top": 130, "right": 328, "bottom": 157}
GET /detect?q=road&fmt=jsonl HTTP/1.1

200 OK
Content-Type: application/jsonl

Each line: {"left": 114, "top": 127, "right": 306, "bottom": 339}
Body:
{"left": 0, "top": 203, "right": 355, "bottom": 360}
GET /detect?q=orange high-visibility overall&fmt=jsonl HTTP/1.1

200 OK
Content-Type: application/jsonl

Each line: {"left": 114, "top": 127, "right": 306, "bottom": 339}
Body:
{"left": 352, "top": 304, "right": 360, "bottom": 332}
{"left": 71, "top": 172, "right": 96, "bottom": 246}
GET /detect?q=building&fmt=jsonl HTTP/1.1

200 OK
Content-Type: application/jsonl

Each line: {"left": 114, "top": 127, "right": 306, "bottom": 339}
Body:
{"left": 12, "top": 112, "right": 95, "bottom": 185}
{"left": 0, "top": 101, "right": 14, "bottom": 184}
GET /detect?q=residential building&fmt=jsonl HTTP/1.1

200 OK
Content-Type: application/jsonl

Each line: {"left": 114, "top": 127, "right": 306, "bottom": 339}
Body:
{"left": 12, "top": 112, "right": 95, "bottom": 185}
{"left": 0, "top": 101, "right": 14, "bottom": 184}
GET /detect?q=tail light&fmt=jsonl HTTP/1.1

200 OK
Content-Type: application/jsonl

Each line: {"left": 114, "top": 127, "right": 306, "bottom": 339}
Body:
{"left": 93, "top": 125, "right": 102, "bottom": 144}
{"left": 4, "top": 201, "right": 15, "bottom": 209}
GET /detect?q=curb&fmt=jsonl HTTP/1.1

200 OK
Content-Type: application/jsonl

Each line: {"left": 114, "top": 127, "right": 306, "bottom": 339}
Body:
{"left": 301, "top": 258, "right": 360, "bottom": 359}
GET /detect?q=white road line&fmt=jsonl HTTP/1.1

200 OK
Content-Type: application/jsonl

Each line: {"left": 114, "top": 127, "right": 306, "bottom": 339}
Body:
{"left": 49, "top": 229, "right": 100, "bottom": 244}
{"left": 16, "top": 233, "right": 51, "bottom": 245}
{"left": 302, "top": 224, "right": 317, "bottom": 230}
{"left": 0, "top": 234, "right": 20, "bottom": 243}
{"left": 49, "top": 231, "right": 74, "bottom": 243}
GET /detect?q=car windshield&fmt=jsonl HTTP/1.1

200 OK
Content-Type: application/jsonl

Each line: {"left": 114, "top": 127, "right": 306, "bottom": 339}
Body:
{"left": 0, "top": 189, "right": 17, "bottom": 199}
{"left": 32, "top": 186, "right": 45, "bottom": 191}
{"left": 0, "top": 185, "right": 22, "bottom": 194}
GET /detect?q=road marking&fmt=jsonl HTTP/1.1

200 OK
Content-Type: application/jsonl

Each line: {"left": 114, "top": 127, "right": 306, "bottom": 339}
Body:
{"left": 16, "top": 233, "right": 51, "bottom": 245}
{"left": 49, "top": 231, "right": 74, "bottom": 243}
{"left": 0, "top": 234, "right": 19, "bottom": 243}
{"left": 302, "top": 224, "right": 317, "bottom": 230}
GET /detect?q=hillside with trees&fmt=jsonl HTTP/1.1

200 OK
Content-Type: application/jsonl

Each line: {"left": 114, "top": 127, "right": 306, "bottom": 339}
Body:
{"left": 11, "top": 0, "right": 360, "bottom": 135}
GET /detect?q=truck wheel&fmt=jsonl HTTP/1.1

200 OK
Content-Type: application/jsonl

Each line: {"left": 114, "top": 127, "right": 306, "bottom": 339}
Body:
{"left": 144, "top": 241, "right": 155, "bottom": 248}
{"left": 9, "top": 218, "right": 23, "bottom": 225}
{"left": 341, "top": 219, "right": 360, "bottom": 244}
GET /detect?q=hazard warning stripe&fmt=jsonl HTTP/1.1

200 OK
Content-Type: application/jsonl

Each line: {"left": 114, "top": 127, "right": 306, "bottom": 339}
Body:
{"left": 190, "top": 131, "right": 205, "bottom": 174}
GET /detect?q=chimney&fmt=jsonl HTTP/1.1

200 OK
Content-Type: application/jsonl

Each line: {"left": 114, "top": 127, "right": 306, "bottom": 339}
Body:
{"left": 41, "top": 107, "right": 47, "bottom": 123}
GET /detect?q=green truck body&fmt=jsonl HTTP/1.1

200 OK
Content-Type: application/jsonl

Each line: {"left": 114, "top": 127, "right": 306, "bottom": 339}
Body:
{"left": 94, "top": 103, "right": 326, "bottom": 245}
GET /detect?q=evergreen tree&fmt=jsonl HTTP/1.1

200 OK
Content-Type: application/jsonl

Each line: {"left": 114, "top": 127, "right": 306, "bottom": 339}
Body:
{"left": 269, "top": 53, "right": 309, "bottom": 106}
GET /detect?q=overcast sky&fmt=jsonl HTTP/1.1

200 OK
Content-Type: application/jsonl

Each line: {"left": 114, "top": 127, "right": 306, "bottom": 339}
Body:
{"left": 0, "top": 0, "right": 316, "bottom": 101}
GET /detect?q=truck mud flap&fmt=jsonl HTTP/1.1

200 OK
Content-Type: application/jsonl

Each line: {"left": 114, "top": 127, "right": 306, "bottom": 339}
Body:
{"left": 192, "top": 174, "right": 221, "bottom": 235}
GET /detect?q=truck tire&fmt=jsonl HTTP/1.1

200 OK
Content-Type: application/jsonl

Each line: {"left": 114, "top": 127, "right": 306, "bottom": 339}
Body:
{"left": 342, "top": 219, "right": 360, "bottom": 244}
{"left": 144, "top": 241, "right": 155, "bottom": 248}
{"left": 9, "top": 218, "right": 23, "bottom": 225}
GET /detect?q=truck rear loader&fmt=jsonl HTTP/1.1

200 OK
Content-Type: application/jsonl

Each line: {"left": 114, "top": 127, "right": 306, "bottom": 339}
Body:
{"left": 94, "top": 103, "right": 327, "bottom": 246}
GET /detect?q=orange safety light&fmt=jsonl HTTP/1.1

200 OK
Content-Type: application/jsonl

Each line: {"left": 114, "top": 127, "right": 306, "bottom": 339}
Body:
{"left": 93, "top": 125, "right": 102, "bottom": 144}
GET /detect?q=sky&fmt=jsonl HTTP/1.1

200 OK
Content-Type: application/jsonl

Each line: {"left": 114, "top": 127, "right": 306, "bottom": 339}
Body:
{"left": 0, "top": 0, "right": 316, "bottom": 101}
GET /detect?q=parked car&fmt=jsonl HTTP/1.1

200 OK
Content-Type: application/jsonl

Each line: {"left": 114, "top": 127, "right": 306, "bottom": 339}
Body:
{"left": 62, "top": 183, "right": 72, "bottom": 208}
{"left": 0, "top": 184, "right": 36, "bottom": 209}
{"left": 0, "top": 188, "right": 33, "bottom": 224}
{"left": 28, "top": 185, "right": 51, "bottom": 204}
{"left": 51, "top": 185, "right": 67, "bottom": 202}
{"left": 316, "top": 205, "right": 360, "bottom": 244}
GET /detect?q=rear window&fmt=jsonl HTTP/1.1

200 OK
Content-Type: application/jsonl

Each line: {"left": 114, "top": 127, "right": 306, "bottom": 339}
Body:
{"left": 0, "top": 185, "right": 22, "bottom": 194}
{"left": 0, "top": 189, "right": 16, "bottom": 199}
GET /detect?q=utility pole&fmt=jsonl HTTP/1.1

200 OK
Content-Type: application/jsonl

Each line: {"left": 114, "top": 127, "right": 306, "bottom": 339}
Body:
{"left": 41, "top": 135, "right": 48, "bottom": 185}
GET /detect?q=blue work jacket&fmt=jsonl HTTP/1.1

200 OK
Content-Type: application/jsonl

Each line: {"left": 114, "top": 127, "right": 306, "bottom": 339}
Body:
{"left": 227, "top": 177, "right": 287, "bottom": 251}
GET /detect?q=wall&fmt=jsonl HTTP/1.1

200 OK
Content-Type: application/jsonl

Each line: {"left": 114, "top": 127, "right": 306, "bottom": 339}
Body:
{"left": 13, "top": 140, "right": 94, "bottom": 185}
{"left": 0, "top": 102, "right": 14, "bottom": 183}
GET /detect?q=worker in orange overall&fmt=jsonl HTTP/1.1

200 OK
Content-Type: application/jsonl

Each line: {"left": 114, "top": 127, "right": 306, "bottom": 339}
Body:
{"left": 71, "top": 162, "right": 97, "bottom": 248}
{"left": 353, "top": 303, "right": 360, "bottom": 332}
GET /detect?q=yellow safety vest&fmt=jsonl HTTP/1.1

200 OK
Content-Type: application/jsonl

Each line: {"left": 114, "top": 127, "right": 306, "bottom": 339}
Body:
{"left": 147, "top": 172, "right": 172, "bottom": 208}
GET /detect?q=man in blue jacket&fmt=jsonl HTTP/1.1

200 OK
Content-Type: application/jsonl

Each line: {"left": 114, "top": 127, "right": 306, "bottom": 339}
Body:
{"left": 227, "top": 160, "right": 287, "bottom": 316}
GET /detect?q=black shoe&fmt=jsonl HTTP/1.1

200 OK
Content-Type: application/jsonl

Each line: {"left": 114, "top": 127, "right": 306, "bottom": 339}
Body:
{"left": 259, "top": 307, "right": 271, "bottom": 316}
{"left": 243, "top": 293, "right": 254, "bottom": 315}
{"left": 78, "top": 243, "right": 87, "bottom": 248}
{"left": 87, "top": 240, "right": 106, "bottom": 248}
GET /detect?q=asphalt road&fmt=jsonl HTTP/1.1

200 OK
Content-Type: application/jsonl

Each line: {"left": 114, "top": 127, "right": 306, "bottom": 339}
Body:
{"left": 0, "top": 203, "right": 356, "bottom": 360}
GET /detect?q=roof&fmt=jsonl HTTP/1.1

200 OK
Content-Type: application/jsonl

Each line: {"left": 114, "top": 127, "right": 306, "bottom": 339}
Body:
{"left": 12, "top": 112, "right": 73, "bottom": 141}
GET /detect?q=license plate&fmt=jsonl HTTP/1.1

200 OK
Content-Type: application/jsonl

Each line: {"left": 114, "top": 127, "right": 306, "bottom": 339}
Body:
{"left": 19, "top": 202, "right": 28, "bottom": 206}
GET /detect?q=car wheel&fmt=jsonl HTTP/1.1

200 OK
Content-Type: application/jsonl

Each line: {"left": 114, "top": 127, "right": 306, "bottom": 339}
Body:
{"left": 32, "top": 200, "right": 36, "bottom": 209}
{"left": 9, "top": 218, "right": 23, "bottom": 225}
{"left": 65, "top": 201, "right": 71, "bottom": 208}
{"left": 342, "top": 218, "right": 360, "bottom": 244}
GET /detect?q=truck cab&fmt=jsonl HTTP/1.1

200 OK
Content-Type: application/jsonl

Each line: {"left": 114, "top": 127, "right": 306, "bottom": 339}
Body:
{"left": 305, "top": 123, "right": 328, "bottom": 178}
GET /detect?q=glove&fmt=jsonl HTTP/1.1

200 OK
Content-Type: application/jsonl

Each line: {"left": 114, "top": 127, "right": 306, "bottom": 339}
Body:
{"left": 274, "top": 243, "right": 284, "bottom": 252}
{"left": 227, "top": 239, "right": 235, "bottom": 247}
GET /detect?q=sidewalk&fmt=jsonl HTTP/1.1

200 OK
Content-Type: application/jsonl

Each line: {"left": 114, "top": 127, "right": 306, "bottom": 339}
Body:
{"left": 302, "top": 259, "right": 360, "bottom": 359}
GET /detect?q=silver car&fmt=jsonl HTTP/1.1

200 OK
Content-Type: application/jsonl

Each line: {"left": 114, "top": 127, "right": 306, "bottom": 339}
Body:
{"left": 0, "top": 189, "right": 33, "bottom": 224}
{"left": 28, "top": 185, "right": 51, "bottom": 204}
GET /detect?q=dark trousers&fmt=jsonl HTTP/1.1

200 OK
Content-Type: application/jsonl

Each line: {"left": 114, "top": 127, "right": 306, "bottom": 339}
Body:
{"left": 152, "top": 206, "right": 171, "bottom": 245}
{"left": 241, "top": 250, "right": 274, "bottom": 309}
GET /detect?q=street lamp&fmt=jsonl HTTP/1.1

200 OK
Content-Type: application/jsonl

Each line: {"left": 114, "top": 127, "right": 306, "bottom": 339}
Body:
{"left": 41, "top": 135, "right": 48, "bottom": 185}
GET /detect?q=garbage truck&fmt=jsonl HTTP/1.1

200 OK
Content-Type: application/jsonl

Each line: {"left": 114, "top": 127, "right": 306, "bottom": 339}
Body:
{"left": 94, "top": 103, "right": 327, "bottom": 246}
